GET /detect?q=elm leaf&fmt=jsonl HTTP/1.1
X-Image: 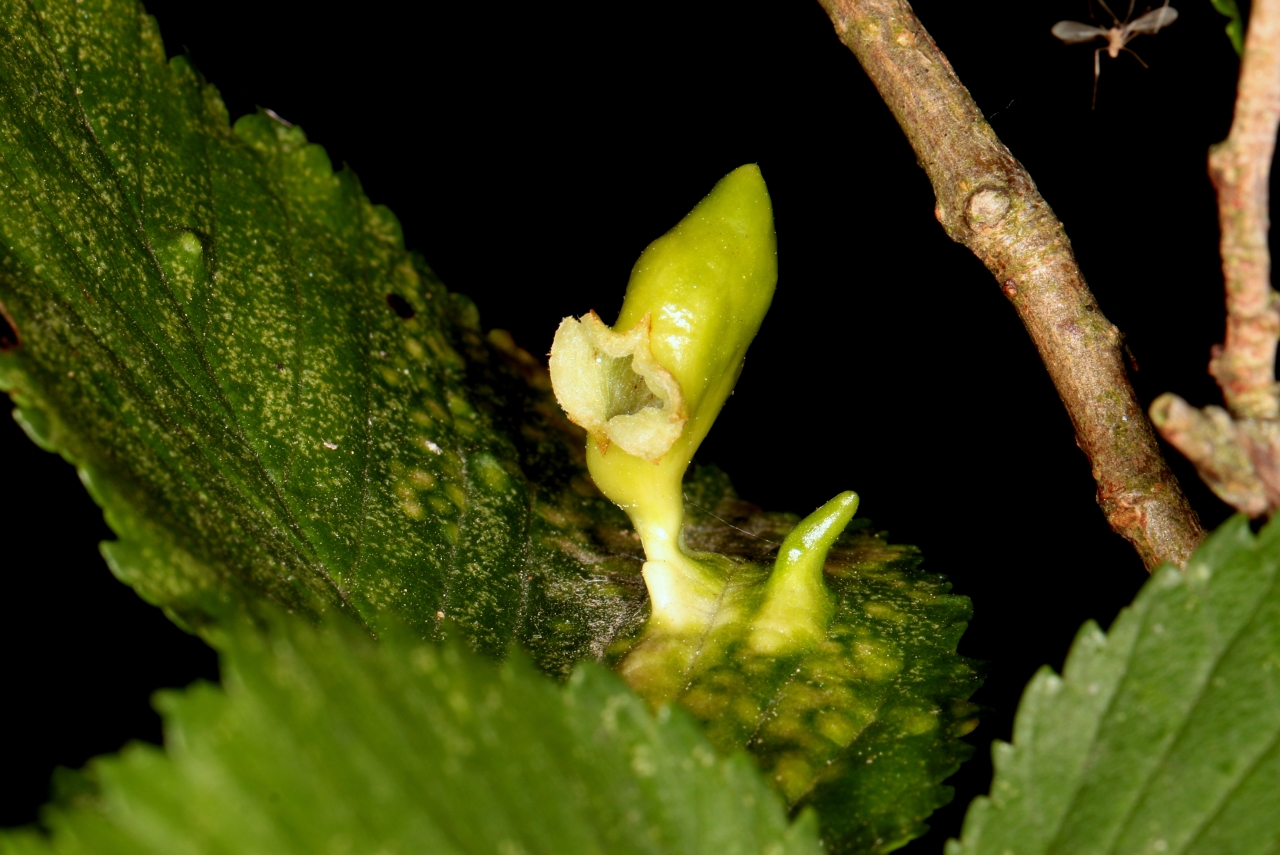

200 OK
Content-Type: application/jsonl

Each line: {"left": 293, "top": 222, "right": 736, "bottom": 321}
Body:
{"left": 0, "top": 0, "right": 645, "bottom": 669}
{"left": 0, "top": 614, "right": 822, "bottom": 855}
{"left": 950, "top": 515, "right": 1280, "bottom": 855}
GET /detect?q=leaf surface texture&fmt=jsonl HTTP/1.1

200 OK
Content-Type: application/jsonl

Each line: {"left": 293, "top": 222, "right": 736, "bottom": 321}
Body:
{"left": 0, "top": 0, "right": 646, "bottom": 668}
{"left": 950, "top": 515, "right": 1280, "bottom": 855}
{"left": 627, "top": 472, "right": 981, "bottom": 854}
{"left": 0, "top": 616, "right": 821, "bottom": 855}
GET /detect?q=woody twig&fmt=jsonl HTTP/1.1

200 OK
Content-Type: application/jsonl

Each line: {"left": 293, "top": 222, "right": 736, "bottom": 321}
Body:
{"left": 815, "top": 0, "right": 1205, "bottom": 569}
{"left": 1152, "top": 0, "right": 1280, "bottom": 518}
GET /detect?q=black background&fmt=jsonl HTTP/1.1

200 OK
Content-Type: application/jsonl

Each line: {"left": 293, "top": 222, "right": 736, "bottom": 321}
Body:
{"left": 0, "top": 0, "right": 1256, "bottom": 850}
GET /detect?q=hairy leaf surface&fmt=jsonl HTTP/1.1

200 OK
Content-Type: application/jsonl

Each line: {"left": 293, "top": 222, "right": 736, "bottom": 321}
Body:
{"left": 0, "top": 615, "right": 821, "bottom": 855}
{"left": 0, "top": 0, "right": 646, "bottom": 669}
{"left": 950, "top": 515, "right": 1280, "bottom": 855}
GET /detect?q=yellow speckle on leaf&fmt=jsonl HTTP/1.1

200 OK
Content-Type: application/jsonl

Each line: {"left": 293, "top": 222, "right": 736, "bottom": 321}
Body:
{"left": 864, "top": 601, "right": 906, "bottom": 622}
{"left": 772, "top": 754, "right": 813, "bottom": 802}
{"left": 441, "top": 522, "right": 460, "bottom": 544}
{"left": 816, "top": 710, "right": 864, "bottom": 747}
{"left": 854, "top": 640, "right": 903, "bottom": 680}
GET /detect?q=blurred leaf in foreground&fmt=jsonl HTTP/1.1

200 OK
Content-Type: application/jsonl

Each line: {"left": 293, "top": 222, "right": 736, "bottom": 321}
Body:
{"left": 0, "top": 614, "right": 821, "bottom": 855}
{"left": 950, "top": 514, "right": 1280, "bottom": 855}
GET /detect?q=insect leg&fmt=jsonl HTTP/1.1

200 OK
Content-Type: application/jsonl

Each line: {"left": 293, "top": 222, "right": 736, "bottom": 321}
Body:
{"left": 1093, "top": 47, "right": 1103, "bottom": 108}
{"left": 1122, "top": 46, "right": 1150, "bottom": 68}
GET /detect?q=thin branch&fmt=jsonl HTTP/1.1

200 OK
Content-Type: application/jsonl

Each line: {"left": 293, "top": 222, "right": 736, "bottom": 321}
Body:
{"left": 815, "top": 0, "right": 1204, "bottom": 570}
{"left": 1148, "top": 396, "right": 1268, "bottom": 516}
{"left": 1152, "top": 0, "right": 1280, "bottom": 520}
{"left": 1208, "top": 0, "right": 1280, "bottom": 420}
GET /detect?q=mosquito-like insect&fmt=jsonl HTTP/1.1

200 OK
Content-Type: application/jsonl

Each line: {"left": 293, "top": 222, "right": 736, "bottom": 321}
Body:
{"left": 1052, "top": 0, "right": 1178, "bottom": 106}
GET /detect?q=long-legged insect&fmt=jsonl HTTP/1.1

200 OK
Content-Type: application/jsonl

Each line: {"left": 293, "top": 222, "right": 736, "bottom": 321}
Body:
{"left": 1052, "top": 0, "right": 1178, "bottom": 107}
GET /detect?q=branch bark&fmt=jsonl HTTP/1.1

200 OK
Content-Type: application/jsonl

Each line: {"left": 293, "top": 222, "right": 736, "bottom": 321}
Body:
{"left": 815, "top": 0, "right": 1204, "bottom": 570}
{"left": 1152, "top": 0, "right": 1280, "bottom": 519}
{"left": 1209, "top": 0, "right": 1280, "bottom": 420}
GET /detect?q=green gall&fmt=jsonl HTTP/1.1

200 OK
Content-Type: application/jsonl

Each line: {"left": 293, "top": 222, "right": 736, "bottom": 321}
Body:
{"left": 750, "top": 491, "right": 858, "bottom": 655}
{"left": 550, "top": 164, "right": 777, "bottom": 632}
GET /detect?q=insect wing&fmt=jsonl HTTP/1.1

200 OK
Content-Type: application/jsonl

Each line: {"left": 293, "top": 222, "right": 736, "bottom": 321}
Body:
{"left": 1052, "top": 20, "right": 1108, "bottom": 43}
{"left": 1126, "top": 6, "right": 1178, "bottom": 34}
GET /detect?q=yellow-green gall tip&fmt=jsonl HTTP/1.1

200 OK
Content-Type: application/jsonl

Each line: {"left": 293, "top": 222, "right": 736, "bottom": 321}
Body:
{"left": 749, "top": 491, "right": 859, "bottom": 656}
{"left": 786, "top": 491, "right": 859, "bottom": 554}
{"left": 550, "top": 164, "right": 777, "bottom": 471}
{"left": 618, "top": 163, "right": 777, "bottom": 421}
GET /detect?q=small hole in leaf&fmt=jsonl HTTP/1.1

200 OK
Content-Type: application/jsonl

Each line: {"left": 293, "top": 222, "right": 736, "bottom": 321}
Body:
{"left": 386, "top": 293, "right": 415, "bottom": 320}
{"left": 0, "top": 300, "right": 20, "bottom": 351}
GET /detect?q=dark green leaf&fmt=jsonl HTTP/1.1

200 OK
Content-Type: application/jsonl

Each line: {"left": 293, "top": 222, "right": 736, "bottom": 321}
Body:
{"left": 0, "top": 614, "right": 821, "bottom": 855}
{"left": 949, "top": 515, "right": 1280, "bottom": 855}
{"left": 0, "top": 0, "right": 645, "bottom": 670}
{"left": 614, "top": 469, "right": 982, "bottom": 854}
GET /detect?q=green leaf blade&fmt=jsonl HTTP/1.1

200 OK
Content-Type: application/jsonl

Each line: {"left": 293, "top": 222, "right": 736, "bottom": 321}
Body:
{"left": 951, "top": 516, "right": 1280, "bottom": 855}
{"left": 0, "top": 0, "right": 569, "bottom": 642}
{"left": 2, "top": 616, "right": 822, "bottom": 855}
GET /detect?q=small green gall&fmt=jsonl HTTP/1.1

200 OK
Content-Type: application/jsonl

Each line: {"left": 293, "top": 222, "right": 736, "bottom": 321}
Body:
{"left": 750, "top": 491, "right": 859, "bottom": 655}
